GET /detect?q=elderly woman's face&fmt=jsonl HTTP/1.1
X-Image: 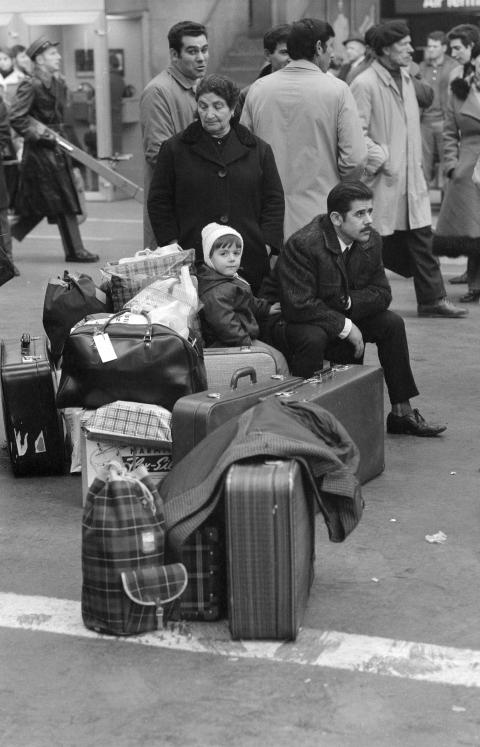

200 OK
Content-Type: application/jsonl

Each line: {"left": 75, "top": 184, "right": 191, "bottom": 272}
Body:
{"left": 197, "top": 92, "right": 234, "bottom": 138}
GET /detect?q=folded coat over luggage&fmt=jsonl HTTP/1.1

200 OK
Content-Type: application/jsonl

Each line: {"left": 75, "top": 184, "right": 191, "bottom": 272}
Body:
{"left": 161, "top": 397, "right": 363, "bottom": 551}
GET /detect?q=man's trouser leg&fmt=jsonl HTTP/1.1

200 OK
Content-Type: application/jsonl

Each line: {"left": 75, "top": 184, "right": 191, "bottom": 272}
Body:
{"left": 358, "top": 311, "right": 419, "bottom": 404}
{"left": 396, "top": 227, "right": 446, "bottom": 305}
{"left": 143, "top": 166, "right": 156, "bottom": 250}
{"left": 284, "top": 323, "right": 330, "bottom": 378}
{"left": 56, "top": 214, "right": 86, "bottom": 257}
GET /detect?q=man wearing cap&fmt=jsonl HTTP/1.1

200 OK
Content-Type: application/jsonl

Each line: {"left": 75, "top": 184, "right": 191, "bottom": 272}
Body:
{"left": 9, "top": 37, "right": 98, "bottom": 262}
{"left": 350, "top": 21, "right": 466, "bottom": 318}
{"left": 338, "top": 35, "right": 369, "bottom": 84}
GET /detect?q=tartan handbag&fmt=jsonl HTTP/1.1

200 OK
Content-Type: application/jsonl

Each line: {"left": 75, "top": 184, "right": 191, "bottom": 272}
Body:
{"left": 100, "top": 247, "right": 196, "bottom": 312}
{"left": 82, "top": 461, "right": 187, "bottom": 636}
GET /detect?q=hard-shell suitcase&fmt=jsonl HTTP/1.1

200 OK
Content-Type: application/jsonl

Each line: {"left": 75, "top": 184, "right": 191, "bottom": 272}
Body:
{"left": 272, "top": 365, "right": 384, "bottom": 484}
{"left": 204, "top": 345, "right": 289, "bottom": 389}
{"left": 171, "top": 368, "right": 302, "bottom": 465}
{"left": 0, "top": 333, "right": 67, "bottom": 476}
{"left": 179, "top": 520, "right": 226, "bottom": 621}
{"left": 225, "top": 459, "right": 314, "bottom": 640}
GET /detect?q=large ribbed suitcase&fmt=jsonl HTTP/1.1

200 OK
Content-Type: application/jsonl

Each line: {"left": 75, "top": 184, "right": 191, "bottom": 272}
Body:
{"left": 171, "top": 368, "right": 302, "bottom": 465}
{"left": 270, "top": 365, "right": 384, "bottom": 485}
{"left": 0, "top": 333, "right": 67, "bottom": 476}
{"left": 225, "top": 459, "right": 314, "bottom": 640}
{"left": 204, "top": 345, "right": 289, "bottom": 389}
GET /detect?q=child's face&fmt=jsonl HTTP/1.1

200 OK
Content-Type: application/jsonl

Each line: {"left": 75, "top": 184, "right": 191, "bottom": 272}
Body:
{"left": 210, "top": 242, "right": 242, "bottom": 277}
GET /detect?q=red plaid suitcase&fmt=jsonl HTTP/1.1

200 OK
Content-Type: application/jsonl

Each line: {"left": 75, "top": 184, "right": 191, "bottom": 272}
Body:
{"left": 225, "top": 459, "right": 315, "bottom": 641}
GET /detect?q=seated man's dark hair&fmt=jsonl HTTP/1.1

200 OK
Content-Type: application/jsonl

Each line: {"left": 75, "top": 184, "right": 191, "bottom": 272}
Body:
{"left": 263, "top": 24, "right": 292, "bottom": 53}
{"left": 168, "top": 21, "right": 207, "bottom": 54}
{"left": 327, "top": 181, "right": 374, "bottom": 216}
{"left": 447, "top": 24, "right": 480, "bottom": 47}
{"left": 196, "top": 74, "right": 239, "bottom": 110}
{"left": 287, "top": 18, "right": 334, "bottom": 61}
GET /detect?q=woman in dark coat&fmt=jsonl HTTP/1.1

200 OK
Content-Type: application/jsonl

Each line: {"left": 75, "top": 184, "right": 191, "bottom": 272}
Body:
{"left": 147, "top": 74, "right": 284, "bottom": 293}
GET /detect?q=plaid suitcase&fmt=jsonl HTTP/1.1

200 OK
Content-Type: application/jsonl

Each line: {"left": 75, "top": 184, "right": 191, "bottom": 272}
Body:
{"left": 225, "top": 459, "right": 314, "bottom": 640}
{"left": 204, "top": 345, "right": 289, "bottom": 389}
{"left": 179, "top": 520, "right": 226, "bottom": 621}
{"left": 0, "top": 333, "right": 67, "bottom": 476}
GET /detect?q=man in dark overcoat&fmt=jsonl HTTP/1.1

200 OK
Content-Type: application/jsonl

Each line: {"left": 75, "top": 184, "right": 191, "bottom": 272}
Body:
{"left": 9, "top": 37, "right": 98, "bottom": 263}
{"left": 274, "top": 181, "right": 446, "bottom": 437}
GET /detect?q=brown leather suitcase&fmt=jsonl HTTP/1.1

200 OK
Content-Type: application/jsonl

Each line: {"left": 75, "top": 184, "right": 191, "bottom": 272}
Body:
{"left": 172, "top": 364, "right": 384, "bottom": 484}
{"left": 270, "top": 365, "right": 385, "bottom": 484}
{"left": 171, "top": 368, "right": 302, "bottom": 465}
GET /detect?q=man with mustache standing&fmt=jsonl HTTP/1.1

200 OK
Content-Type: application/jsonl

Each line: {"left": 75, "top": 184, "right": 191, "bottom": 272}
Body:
{"left": 273, "top": 181, "right": 446, "bottom": 436}
{"left": 140, "top": 21, "right": 208, "bottom": 248}
{"left": 350, "top": 21, "right": 466, "bottom": 318}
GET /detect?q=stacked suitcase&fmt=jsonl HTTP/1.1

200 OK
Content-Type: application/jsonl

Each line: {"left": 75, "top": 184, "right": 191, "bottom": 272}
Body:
{"left": 171, "top": 363, "right": 383, "bottom": 635}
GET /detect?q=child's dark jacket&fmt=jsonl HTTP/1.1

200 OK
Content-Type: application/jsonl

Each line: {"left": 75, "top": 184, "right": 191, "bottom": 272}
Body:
{"left": 198, "top": 264, "right": 271, "bottom": 346}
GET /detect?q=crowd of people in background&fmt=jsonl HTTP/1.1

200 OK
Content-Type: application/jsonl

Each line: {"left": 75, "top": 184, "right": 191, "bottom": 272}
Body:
{"left": 1, "top": 16, "right": 480, "bottom": 436}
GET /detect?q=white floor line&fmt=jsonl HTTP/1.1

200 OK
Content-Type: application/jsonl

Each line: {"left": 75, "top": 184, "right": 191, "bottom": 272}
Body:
{"left": 26, "top": 235, "right": 113, "bottom": 242}
{"left": 1, "top": 591, "right": 480, "bottom": 688}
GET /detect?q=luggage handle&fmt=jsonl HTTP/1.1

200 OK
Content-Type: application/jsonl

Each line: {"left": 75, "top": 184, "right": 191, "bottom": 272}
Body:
{"left": 230, "top": 367, "right": 257, "bottom": 389}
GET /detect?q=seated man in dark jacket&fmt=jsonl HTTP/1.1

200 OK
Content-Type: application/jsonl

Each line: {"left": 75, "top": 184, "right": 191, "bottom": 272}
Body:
{"left": 274, "top": 180, "right": 445, "bottom": 437}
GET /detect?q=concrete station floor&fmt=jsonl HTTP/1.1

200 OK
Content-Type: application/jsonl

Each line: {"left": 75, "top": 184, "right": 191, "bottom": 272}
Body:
{"left": 0, "top": 200, "right": 479, "bottom": 747}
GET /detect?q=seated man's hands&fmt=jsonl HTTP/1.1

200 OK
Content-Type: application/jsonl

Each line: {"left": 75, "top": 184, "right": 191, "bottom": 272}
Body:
{"left": 38, "top": 132, "right": 57, "bottom": 149}
{"left": 269, "top": 301, "right": 281, "bottom": 315}
{"left": 347, "top": 322, "right": 364, "bottom": 359}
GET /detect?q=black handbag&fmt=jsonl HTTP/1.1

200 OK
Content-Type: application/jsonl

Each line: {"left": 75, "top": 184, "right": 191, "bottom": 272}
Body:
{"left": 56, "top": 311, "right": 207, "bottom": 410}
{"left": 43, "top": 271, "right": 112, "bottom": 360}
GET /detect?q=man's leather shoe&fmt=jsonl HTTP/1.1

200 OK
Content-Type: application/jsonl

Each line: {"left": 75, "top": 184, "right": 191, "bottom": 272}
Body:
{"left": 65, "top": 250, "right": 99, "bottom": 263}
{"left": 417, "top": 298, "right": 468, "bottom": 318}
{"left": 459, "top": 290, "right": 480, "bottom": 303}
{"left": 449, "top": 271, "right": 468, "bottom": 285}
{"left": 387, "top": 409, "right": 446, "bottom": 437}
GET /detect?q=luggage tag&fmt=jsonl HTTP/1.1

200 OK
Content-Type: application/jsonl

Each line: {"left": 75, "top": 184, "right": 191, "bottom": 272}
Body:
{"left": 93, "top": 332, "right": 117, "bottom": 363}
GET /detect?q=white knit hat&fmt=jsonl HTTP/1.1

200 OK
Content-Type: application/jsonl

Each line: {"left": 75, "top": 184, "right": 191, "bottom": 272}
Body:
{"left": 201, "top": 222, "right": 243, "bottom": 269}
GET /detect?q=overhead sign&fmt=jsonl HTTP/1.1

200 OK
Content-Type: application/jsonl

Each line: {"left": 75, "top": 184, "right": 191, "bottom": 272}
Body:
{"left": 396, "top": 0, "right": 480, "bottom": 11}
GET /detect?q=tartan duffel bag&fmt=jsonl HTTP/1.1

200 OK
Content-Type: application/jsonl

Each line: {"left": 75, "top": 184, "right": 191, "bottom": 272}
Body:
{"left": 82, "top": 461, "right": 187, "bottom": 636}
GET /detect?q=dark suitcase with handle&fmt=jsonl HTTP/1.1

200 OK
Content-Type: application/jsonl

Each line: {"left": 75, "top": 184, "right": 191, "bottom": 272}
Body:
{"left": 172, "top": 364, "right": 384, "bottom": 484}
{"left": 171, "top": 368, "right": 302, "bottom": 465}
{"left": 225, "top": 458, "right": 314, "bottom": 640}
{"left": 0, "top": 333, "right": 67, "bottom": 476}
{"left": 270, "top": 365, "right": 385, "bottom": 485}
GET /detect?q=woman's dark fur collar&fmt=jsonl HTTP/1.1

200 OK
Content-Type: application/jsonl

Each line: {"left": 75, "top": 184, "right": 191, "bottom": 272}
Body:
{"left": 181, "top": 118, "right": 257, "bottom": 146}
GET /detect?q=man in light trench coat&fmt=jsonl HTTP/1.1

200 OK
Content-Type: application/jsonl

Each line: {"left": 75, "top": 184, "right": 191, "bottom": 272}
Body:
{"left": 350, "top": 21, "right": 466, "bottom": 318}
{"left": 241, "top": 18, "right": 367, "bottom": 242}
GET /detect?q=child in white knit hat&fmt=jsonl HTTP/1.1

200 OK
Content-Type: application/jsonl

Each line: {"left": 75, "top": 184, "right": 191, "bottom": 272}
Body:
{"left": 198, "top": 222, "right": 285, "bottom": 358}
